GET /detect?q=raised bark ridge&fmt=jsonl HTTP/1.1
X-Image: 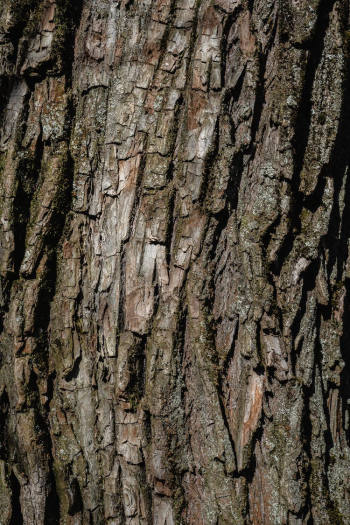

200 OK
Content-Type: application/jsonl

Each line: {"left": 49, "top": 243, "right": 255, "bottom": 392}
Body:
{"left": 0, "top": 0, "right": 350, "bottom": 524}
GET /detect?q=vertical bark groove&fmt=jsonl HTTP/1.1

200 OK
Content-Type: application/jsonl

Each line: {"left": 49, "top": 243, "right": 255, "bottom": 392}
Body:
{"left": 1, "top": 0, "right": 350, "bottom": 523}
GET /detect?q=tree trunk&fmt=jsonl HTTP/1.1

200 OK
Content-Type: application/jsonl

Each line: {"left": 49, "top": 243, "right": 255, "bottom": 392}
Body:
{"left": 0, "top": 0, "right": 350, "bottom": 523}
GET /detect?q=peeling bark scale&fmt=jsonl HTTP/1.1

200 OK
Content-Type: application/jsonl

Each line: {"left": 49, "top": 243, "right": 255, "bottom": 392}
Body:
{"left": 0, "top": 0, "right": 350, "bottom": 523}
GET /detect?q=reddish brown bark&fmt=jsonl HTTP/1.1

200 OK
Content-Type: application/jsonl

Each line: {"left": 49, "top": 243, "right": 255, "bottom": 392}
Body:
{"left": 1, "top": 0, "right": 350, "bottom": 523}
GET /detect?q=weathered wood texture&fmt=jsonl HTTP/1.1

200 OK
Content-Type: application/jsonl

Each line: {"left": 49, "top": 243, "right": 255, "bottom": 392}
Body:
{"left": 1, "top": 0, "right": 350, "bottom": 523}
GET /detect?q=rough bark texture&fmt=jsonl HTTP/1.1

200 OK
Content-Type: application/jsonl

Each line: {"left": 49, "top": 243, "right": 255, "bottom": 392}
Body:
{"left": 1, "top": 0, "right": 350, "bottom": 523}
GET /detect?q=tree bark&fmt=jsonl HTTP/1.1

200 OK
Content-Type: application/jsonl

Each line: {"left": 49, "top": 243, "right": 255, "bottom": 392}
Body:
{"left": 1, "top": 0, "right": 350, "bottom": 523}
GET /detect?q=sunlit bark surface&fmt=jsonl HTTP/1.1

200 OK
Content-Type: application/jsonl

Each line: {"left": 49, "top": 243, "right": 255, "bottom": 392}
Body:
{"left": 1, "top": 0, "right": 350, "bottom": 523}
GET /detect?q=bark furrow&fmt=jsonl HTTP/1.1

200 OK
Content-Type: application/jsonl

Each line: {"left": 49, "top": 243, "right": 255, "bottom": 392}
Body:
{"left": 0, "top": 0, "right": 350, "bottom": 524}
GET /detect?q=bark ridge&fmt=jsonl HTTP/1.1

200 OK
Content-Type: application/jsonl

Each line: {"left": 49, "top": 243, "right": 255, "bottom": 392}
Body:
{"left": 0, "top": 0, "right": 350, "bottom": 523}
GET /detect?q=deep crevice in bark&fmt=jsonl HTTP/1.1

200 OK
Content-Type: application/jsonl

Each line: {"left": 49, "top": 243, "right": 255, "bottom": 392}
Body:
{"left": 2, "top": 0, "right": 350, "bottom": 523}
{"left": 277, "top": 0, "right": 337, "bottom": 272}
{"left": 9, "top": 471, "right": 24, "bottom": 525}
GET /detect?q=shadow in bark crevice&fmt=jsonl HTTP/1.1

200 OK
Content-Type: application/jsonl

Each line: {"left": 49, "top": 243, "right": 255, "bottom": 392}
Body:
{"left": 0, "top": 389, "right": 9, "bottom": 461}
{"left": 12, "top": 128, "right": 44, "bottom": 278}
{"left": 220, "top": 8, "right": 244, "bottom": 89}
{"left": 44, "top": 466, "right": 60, "bottom": 525}
{"left": 9, "top": 471, "right": 24, "bottom": 525}
{"left": 301, "top": 381, "right": 315, "bottom": 525}
{"left": 275, "top": 0, "right": 337, "bottom": 274}
{"left": 339, "top": 278, "right": 350, "bottom": 445}
{"left": 289, "top": 258, "right": 320, "bottom": 376}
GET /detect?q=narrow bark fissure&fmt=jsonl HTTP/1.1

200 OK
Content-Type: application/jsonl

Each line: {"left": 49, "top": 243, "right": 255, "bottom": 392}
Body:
{"left": 293, "top": 0, "right": 336, "bottom": 176}
{"left": 9, "top": 471, "right": 24, "bottom": 525}
{"left": 301, "top": 383, "right": 315, "bottom": 525}
{"left": 339, "top": 279, "right": 350, "bottom": 445}
{"left": 290, "top": 259, "right": 320, "bottom": 376}
{"left": 0, "top": 389, "right": 9, "bottom": 460}
{"left": 12, "top": 125, "right": 44, "bottom": 278}
{"left": 2, "top": 0, "right": 350, "bottom": 523}
{"left": 277, "top": 0, "right": 337, "bottom": 270}
{"left": 220, "top": 10, "right": 243, "bottom": 90}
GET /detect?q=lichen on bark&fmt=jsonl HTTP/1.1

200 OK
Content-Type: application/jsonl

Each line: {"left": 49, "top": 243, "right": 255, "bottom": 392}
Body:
{"left": 1, "top": 0, "right": 350, "bottom": 524}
